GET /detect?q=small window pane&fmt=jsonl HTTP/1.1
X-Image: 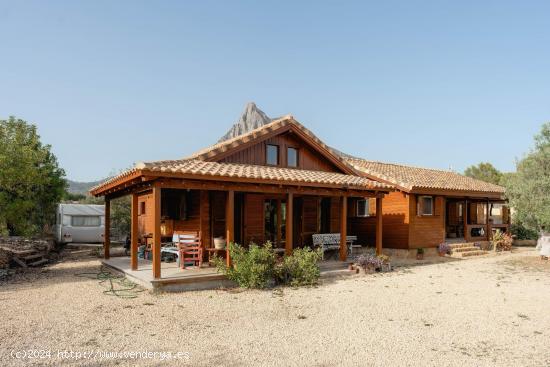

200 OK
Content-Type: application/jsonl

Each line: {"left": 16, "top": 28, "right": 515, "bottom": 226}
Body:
{"left": 267, "top": 145, "right": 279, "bottom": 165}
{"left": 71, "top": 216, "right": 101, "bottom": 227}
{"left": 419, "top": 196, "right": 433, "bottom": 216}
{"left": 287, "top": 147, "right": 298, "bottom": 167}
{"left": 140, "top": 202, "right": 146, "bottom": 215}
{"left": 357, "top": 199, "right": 369, "bottom": 217}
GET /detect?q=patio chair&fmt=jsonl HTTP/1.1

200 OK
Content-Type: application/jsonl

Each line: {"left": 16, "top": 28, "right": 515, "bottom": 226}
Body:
{"left": 176, "top": 231, "right": 203, "bottom": 269}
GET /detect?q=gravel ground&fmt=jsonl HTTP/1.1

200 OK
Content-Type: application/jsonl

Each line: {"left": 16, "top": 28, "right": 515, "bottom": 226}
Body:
{"left": 1, "top": 248, "right": 550, "bottom": 367}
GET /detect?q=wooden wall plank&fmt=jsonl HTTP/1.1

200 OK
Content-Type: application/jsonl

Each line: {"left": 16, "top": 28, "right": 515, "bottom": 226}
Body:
{"left": 219, "top": 131, "right": 342, "bottom": 172}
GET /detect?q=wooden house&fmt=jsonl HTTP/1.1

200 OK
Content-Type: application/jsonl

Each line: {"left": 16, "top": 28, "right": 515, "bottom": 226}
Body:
{"left": 91, "top": 114, "right": 509, "bottom": 281}
{"left": 91, "top": 116, "right": 392, "bottom": 279}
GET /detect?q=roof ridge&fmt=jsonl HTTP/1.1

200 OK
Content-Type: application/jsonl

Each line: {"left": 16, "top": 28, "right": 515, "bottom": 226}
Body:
{"left": 186, "top": 115, "right": 294, "bottom": 159}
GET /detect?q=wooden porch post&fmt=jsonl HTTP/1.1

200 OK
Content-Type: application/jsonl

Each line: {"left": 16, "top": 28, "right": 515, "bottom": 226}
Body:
{"left": 486, "top": 199, "right": 491, "bottom": 241}
{"left": 152, "top": 184, "right": 161, "bottom": 279}
{"left": 463, "top": 199, "right": 468, "bottom": 241}
{"left": 339, "top": 196, "right": 347, "bottom": 261}
{"left": 130, "top": 193, "right": 139, "bottom": 270}
{"left": 226, "top": 190, "right": 234, "bottom": 267}
{"left": 376, "top": 197, "right": 383, "bottom": 256}
{"left": 104, "top": 198, "right": 110, "bottom": 259}
{"left": 285, "top": 192, "right": 293, "bottom": 256}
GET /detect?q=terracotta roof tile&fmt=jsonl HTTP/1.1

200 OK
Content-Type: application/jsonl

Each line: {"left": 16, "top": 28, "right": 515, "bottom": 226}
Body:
{"left": 135, "top": 159, "right": 391, "bottom": 190}
{"left": 346, "top": 158, "right": 505, "bottom": 194}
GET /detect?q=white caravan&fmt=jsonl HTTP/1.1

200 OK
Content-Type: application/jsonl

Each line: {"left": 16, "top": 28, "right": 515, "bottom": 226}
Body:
{"left": 55, "top": 204, "right": 105, "bottom": 244}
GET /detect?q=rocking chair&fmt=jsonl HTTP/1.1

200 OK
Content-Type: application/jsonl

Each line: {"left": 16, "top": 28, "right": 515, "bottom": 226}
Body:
{"left": 176, "top": 231, "right": 203, "bottom": 269}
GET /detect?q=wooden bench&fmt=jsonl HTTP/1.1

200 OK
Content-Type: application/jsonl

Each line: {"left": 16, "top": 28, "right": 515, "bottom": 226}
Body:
{"left": 312, "top": 233, "right": 359, "bottom": 260}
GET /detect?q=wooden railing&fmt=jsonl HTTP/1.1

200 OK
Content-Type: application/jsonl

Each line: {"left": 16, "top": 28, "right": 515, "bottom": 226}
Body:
{"left": 465, "top": 224, "right": 489, "bottom": 242}
{"left": 464, "top": 223, "right": 510, "bottom": 242}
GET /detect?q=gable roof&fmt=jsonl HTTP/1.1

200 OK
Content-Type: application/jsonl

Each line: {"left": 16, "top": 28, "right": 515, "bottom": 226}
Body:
{"left": 186, "top": 115, "right": 357, "bottom": 175}
{"left": 345, "top": 157, "right": 505, "bottom": 196}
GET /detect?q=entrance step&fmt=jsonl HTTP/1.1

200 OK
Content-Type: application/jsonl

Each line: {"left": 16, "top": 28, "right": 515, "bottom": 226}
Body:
{"left": 460, "top": 250, "right": 488, "bottom": 257}
{"left": 28, "top": 258, "right": 48, "bottom": 267}
{"left": 447, "top": 242, "right": 490, "bottom": 258}
{"left": 451, "top": 246, "right": 480, "bottom": 253}
{"left": 448, "top": 243, "right": 474, "bottom": 249}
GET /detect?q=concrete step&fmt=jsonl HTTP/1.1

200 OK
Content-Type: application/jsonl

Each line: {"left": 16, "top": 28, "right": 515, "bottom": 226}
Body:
{"left": 28, "top": 258, "right": 48, "bottom": 267}
{"left": 461, "top": 250, "right": 488, "bottom": 257}
{"left": 448, "top": 243, "right": 474, "bottom": 249}
{"left": 451, "top": 246, "right": 480, "bottom": 253}
{"left": 22, "top": 252, "right": 46, "bottom": 261}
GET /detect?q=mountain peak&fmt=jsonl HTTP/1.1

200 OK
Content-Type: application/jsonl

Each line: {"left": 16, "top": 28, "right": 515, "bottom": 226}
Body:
{"left": 218, "top": 102, "right": 272, "bottom": 142}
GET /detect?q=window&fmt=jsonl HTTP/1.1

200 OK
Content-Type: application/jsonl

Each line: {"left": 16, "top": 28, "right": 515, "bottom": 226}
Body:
{"left": 418, "top": 196, "right": 434, "bottom": 216}
{"left": 287, "top": 147, "right": 298, "bottom": 167}
{"left": 266, "top": 144, "right": 279, "bottom": 165}
{"left": 356, "top": 199, "right": 370, "bottom": 217}
{"left": 71, "top": 216, "right": 101, "bottom": 227}
{"left": 161, "top": 190, "right": 188, "bottom": 220}
{"left": 139, "top": 201, "right": 146, "bottom": 215}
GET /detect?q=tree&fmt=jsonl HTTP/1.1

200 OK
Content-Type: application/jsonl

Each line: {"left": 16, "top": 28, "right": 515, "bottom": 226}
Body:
{"left": 503, "top": 122, "right": 550, "bottom": 231}
{"left": 464, "top": 162, "right": 503, "bottom": 185}
{"left": 0, "top": 117, "right": 67, "bottom": 236}
{"left": 110, "top": 196, "right": 131, "bottom": 238}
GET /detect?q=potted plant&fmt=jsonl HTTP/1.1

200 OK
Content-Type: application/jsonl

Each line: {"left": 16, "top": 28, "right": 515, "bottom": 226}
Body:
{"left": 378, "top": 254, "right": 392, "bottom": 272}
{"left": 355, "top": 255, "right": 382, "bottom": 273}
{"left": 214, "top": 237, "right": 226, "bottom": 250}
{"left": 416, "top": 248, "right": 425, "bottom": 260}
{"left": 437, "top": 243, "right": 450, "bottom": 257}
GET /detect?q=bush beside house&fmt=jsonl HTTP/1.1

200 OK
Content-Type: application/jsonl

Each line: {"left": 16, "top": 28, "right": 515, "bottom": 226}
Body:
{"left": 213, "top": 242, "right": 322, "bottom": 289}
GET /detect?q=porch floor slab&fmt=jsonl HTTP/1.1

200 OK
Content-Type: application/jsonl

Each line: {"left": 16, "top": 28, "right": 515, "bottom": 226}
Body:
{"left": 101, "top": 257, "right": 233, "bottom": 292}
{"left": 101, "top": 256, "right": 353, "bottom": 292}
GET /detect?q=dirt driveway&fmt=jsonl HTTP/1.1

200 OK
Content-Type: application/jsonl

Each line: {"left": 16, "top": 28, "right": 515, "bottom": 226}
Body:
{"left": 1, "top": 248, "right": 549, "bottom": 366}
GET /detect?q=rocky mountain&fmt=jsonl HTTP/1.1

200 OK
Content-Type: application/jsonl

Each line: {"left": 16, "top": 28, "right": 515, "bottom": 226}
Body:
{"left": 218, "top": 102, "right": 272, "bottom": 142}
{"left": 67, "top": 179, "right": 104, "bottom": 194}
{"left": 217, "top": 102, "right": 353, "bottom": 159}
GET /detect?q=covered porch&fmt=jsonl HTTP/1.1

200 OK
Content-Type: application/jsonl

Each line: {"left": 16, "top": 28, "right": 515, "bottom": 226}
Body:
{"left": 446, "top": 197, "right": 510, "bottom": 242}
{"left": 94, "top": 163, "right": 391, "bottom": 282}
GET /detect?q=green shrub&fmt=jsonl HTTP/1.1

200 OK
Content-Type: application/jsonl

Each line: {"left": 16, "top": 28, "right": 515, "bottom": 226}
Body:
{"left": 213, "top": 242, "right": 276, "bottom": 289}
{"left": 510, "top": 223, "right": 538, "bottom": 240}
{"left": 277, "top": 247, "right": 322, "bottom": 287}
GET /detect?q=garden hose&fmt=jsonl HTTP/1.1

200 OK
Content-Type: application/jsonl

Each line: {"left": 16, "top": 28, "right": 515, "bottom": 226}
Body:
{"left": 75, "top": 266, "right": 145, "bottom": 299}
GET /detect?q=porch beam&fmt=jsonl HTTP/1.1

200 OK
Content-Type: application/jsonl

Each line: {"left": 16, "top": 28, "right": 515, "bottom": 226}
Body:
{"left": 226, "top": 190, "right": 234, "bottom": 267}
{"left": 130, "top": 193, "right": 138, "bottom": 270}
{"left": 376, "top": 197, "right": 383, "bottom": 255}
{"left": 156, "top": 178, "right": 384, "bottom": 197}
{"left": 339, "top": 196, "right": 347, "bottom": 261}
{"left": 286, "top": 193, "right": 293, "bottom": 256}
{"left": 104, "top": 199, "right": 111, "bottom": 259}
{"left": 152, "top": 184, "right": 161, "bottom": 279}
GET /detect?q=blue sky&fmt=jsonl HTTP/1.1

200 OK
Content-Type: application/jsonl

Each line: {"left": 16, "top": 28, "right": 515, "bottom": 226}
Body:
{"left": 1, "top": 1, "right": 549, "bottom": 181}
